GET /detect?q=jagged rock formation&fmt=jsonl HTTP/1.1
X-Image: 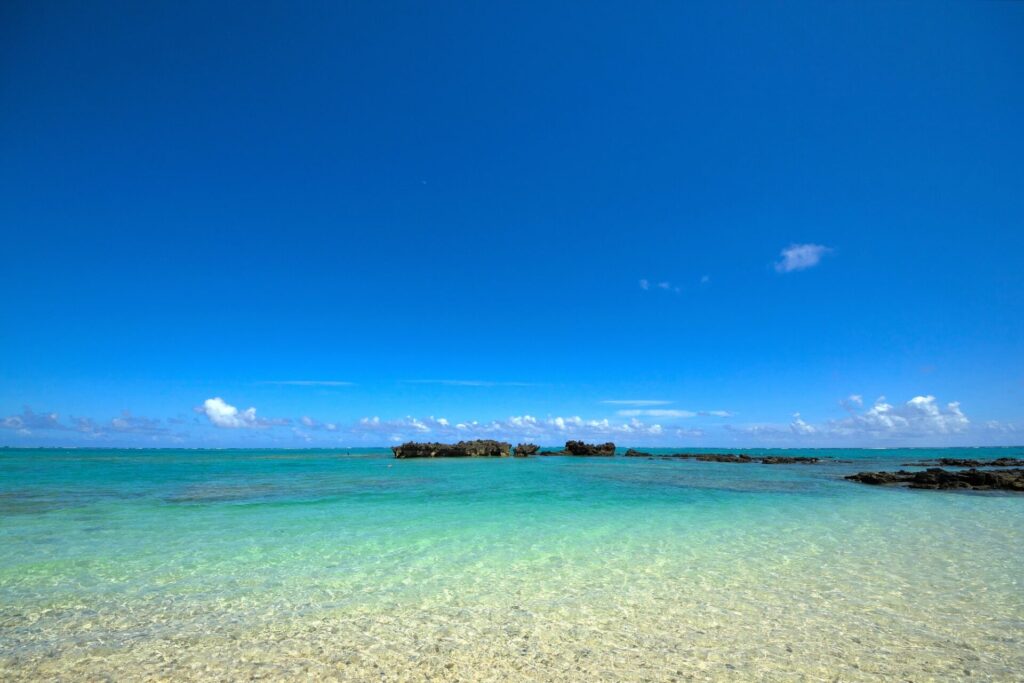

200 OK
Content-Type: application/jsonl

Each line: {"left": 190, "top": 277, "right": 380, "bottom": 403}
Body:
{"left": 624, "top": 449, "right": 652, "bottom": 458}
{"left": 538, "top": 441, "right": 616, "bottom": 456}
{"left": 564, "top": 440, "right": 615, "bottom": 456}
{"left": 846, "top": 468, "right": 1024, "bottom": 491}
{"left": 513, "top": 443, "right": 539, "bottom": 457}
{"left": 900, "top": 457, "right": 1024, "bottom": 468}
{"left": 391, "top": 440, "right": 511, "bottom": 459}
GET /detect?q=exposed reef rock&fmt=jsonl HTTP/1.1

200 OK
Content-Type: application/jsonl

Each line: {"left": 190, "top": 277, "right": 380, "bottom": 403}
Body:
{"left": 846, "top": 468, "right": 1024, "bottom": 492}
{"left": 392, "top": 440, "right": 511, "bottom": 459}
{"left": 760, "top": 456, "right": 820, "bottom": 465}
{"left": 538, "top": 441, "right": 616, "bottom": 456}
{"left": 565, "top": 440, "right": 615, "bottom": 456}
{"left": 900, "top": 457, "right": 1024, "bottom": 468}
{"left": 513, "top": 443, "right": 539, "bottom": 457}
{"left": 623, "top": 451, "right": 818, "bottom": 465}
{"left": 697, "top": 454, "right": 754, "bottom": 463}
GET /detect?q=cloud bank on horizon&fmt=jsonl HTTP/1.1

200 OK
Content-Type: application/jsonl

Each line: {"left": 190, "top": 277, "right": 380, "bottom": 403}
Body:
{"left": 2, "top": 392, "right": 1016, "bottom": 448}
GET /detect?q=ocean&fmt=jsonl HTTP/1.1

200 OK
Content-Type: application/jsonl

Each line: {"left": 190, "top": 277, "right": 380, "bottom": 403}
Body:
{"left": 1, "top": 447, "right": 1022, "bottom": 681}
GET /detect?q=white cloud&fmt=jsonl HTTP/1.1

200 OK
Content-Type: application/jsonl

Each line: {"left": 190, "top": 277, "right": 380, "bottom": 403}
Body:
{"left": 722, "top": 394, "right": 975, "bottom": 444}
{"left": 789, "top": 412, "right": 817, "bottom": 435}
{"left": 699, "top": 410, "right": 734, "bottom": 418}
{"left": 616, "top": 409, "right": 697, "bottom": 418}
{"left": 198, "top": 397, "right": 290, "bottom": 429}
{"left": 827, "top": 394, "right": 969, "bottom": 437}
{"left": 774, "top": 243, "right": 831, "bottom": 273}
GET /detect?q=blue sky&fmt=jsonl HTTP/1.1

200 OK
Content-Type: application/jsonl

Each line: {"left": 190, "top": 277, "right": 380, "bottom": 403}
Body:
{"left": 2, "top": 1, "right": 1022, "bottom": 447}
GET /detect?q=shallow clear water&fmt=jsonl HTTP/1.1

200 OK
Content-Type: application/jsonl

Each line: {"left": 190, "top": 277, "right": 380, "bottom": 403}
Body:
{"left": 1, "top": 447, "right": 1022, "bottom": 681}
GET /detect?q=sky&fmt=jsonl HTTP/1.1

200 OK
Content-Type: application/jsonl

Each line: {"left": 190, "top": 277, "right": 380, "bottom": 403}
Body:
{"left": 1, "top": 1, "right": 1023, "bottom": 448}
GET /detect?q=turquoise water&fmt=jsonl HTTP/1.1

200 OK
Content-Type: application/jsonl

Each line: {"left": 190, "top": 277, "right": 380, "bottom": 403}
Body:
{"left": 1, "top": 447, "right": 1022, "bottom": 681}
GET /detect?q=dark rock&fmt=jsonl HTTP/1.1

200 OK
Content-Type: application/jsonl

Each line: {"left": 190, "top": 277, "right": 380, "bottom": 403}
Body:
{"left": 513, "top": 443, "right": 539, "bottom": 457}
{"left": 900, "top": 457, "right": 1024, "bottom": 468}
{"left": 391, "top": 440, "right": 511, "bottom": 459}
{"left": 845, "top": 468, "right": 1024, "bottom": 492}
{"left": 760, "top": 456, "right": 820, "bottom": 465}
{"left": 563, "top": 440, "right": 615, "bottom": 456}
{"left": 624, "top": 449, "right": 653, "bottom": 457}
{"left": 538, "top": 441, "right": 616, "bottom": 456}
{"left": 638, "top": 452, "right": 822, "bottom": 464}
{"left": 654, "top": 452, "right": 750, "bottom": 461}
{"left": 695, "top": 454, "right": 753, "bottom": 463}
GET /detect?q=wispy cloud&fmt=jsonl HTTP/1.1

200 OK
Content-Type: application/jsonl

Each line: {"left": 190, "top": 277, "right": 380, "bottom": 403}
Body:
{"left": 0, "top": 407, "right": 65, "bottom": 434}
{"left": 402, "top": 380, "right": 536, "bottom": 387}
{"left": 300, "top": 415, "right": 338, "bottom": 431}
{"left": 616, "top": 409, "right": 697, "bottom": 418}
{"left": 259, "top": 380, "right": 355, "bottom": 387}
{"left": 109, "top": 411, "right": 168, "bottom": 435}
{"left": 2, "top": 407, "right": 176, "bottom": 439}
{"left": 789, "top": 412, "right": 817, "bottom": 435}
{"left": 639, "top": 279, "right": 680, "bottom": 293}
{"left": 774, "top": 243, "right": 831, "bottom": 273}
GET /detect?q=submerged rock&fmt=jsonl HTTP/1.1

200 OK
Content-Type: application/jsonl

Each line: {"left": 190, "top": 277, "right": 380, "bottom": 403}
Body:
{"left": 538, "top": 441, "right": 616, "bottom": 456}
{"left": 900, "top": 457, "right": 1024, "bottom": 468}
{"left": 391, "top": 440, "right": 511, "bottom": 458}
{"left": 845, "top": 468, "right": 1024, "bottom": 491}
{"left": 513, "top": 443, "right": 539, "bottom": 457}
{"left": 624, "top": 449, "right": 653, "bottom": 457}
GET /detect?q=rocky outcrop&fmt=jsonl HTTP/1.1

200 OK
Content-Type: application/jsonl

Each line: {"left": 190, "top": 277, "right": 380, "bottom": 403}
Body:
{"left": 696, "top": 454, "right": 753, "bottom": 463}
{"left": 391, "top": 440, "right": 511, "bottom": 458}
{"left": 760, "top": 456, "right": 820, "bottom": 465}
{"left": 564, "top": 440, "right": 615, "bottom": 456}
{"left": 624, "top": 451, "right": 818, "bottom": 464}
{"left": 900, "top": 457, "right": 1024, "bottom": 468}
{"left": 846, "top": 468, "right": 1024, "bottom": 491}
{"left": 513, "top": 443, "right": 539, "bottom": 457}
{"left": 538, "top": 441, "right": 616, "bottom": 456}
